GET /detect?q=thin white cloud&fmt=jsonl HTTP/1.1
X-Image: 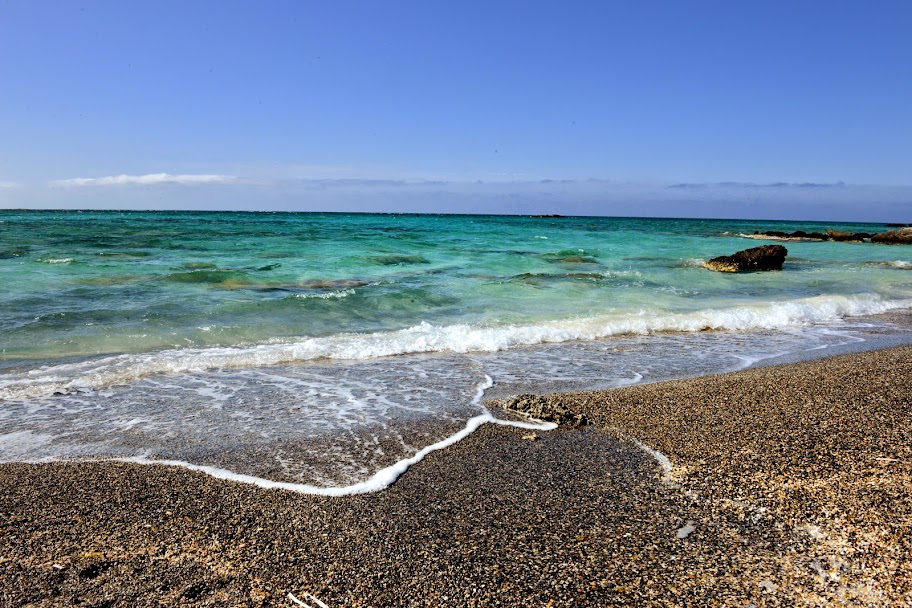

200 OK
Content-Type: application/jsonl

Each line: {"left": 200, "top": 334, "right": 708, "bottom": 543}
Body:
{"left": 51, "top": 173, "right": 238, "bottom": 187}
{"left": 0, "top": 181, "right": 19, "bottom": 189}
{"left": 667, "top": 180, "right": 847, "bottom": 189}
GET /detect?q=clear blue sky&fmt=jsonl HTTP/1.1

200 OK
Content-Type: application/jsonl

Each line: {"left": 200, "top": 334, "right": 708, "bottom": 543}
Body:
{"left": 1, "top": 1, "right": 910, "bottom": 219}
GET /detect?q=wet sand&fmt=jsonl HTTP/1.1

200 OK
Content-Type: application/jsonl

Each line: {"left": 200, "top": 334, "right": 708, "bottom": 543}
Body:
{"left": 2, "top": 346, "right": 912, "bottom": 606}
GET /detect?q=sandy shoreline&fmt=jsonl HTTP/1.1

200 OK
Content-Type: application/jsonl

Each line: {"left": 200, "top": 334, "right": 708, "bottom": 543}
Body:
{"left": 3, "top": 346, "right": 912, "bottom": 606}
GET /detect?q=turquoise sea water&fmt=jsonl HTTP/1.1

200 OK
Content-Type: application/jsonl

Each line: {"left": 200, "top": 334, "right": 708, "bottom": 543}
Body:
{"left": 2, "top": 211, "right": 911, "bottom": 489}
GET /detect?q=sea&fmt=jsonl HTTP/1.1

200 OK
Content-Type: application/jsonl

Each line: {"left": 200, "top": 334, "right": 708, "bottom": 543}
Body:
{"left": 1, "top": 210, "right": 911, "bottom": 493}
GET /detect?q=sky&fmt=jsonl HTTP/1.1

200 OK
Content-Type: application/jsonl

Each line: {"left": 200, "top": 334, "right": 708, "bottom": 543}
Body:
{"left": 1, "top": 0, "right": 910, "bottom": 220}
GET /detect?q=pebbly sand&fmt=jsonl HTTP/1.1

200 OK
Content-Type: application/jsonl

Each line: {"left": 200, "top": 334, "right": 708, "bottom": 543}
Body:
{"left": 2, "top": 346, "right": 912, "bottom": 606}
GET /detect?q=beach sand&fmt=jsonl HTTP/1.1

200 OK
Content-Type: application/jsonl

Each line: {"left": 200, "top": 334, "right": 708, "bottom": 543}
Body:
{"left": 2, "top": 346, "right": 912, "bottom": 606}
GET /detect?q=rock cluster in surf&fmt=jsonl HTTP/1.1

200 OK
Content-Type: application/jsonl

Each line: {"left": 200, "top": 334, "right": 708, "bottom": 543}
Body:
{"left": 502, "top": 393, "right": 590, "bottom": 427}
{"left": 747, "top": 226, "right": 912, "bottom": 244}
{"left": 871, "top": 227, "right": 912, "bottom": 245}
{"left": 703, "top": 244, "right": 787, "bottom": 273}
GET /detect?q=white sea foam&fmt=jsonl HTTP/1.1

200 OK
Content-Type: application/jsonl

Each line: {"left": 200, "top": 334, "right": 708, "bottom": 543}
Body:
{"left": 118, "top": 409, "right": 556, "bottom": 495}
{"left": 1, "top": 293, "right": 910, "bottom": 401}
{"left": 293, "top": 288, "right": 355, "bottom": 299}
{"left": 1, "top": 319, "right": 903, "bottom": 491}
{"left": 632, "top": 438, "right": 673, "bottom": 478}
{"left": 0, "top": 430, "right": 58, "bottom": 460}
{"left": 0, "top": 356, "right": 500, "bottom": 486}
{"left": 863, "top": 260, "right": 912, "bottom": 270}
{"left": 39, "top": 258, "right": 74, "bottom": 264}
{"left": 737, "top": 233, "right": 797, "bottom": 241}
{"left": 24, "top": 375, "right": 556, "bottom": 495}
{"left": 680, "top": 258, "right": 707, "bottom": 268}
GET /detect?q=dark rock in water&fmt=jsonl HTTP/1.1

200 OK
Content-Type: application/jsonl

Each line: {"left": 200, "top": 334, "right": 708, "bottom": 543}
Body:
{"left": 542, "top": 250, "right": 600, "bottom": 265}
{"left": 548, "top": 255, "right": 599, "bottom": 264}
{"left": 502, "top": 394, "right": 590, "bottom": 427}
{"left": 181, "top": 262, "right": 218, "bottom": 270}
{"left": 704, "top": 245, "right": 788, "bottom": 273}
{"left": 165, "top": 269, "right": 250, "bottom": 285}
{"left": 871, "top": 228, "right": 912, "bottom": 245}
{"left": 0, "top": 247, "right": 29, "bottom": 259}
{"left": 751, "top": 230, "right": 827, "bottom": 241}
{"left": 789, "top": 230, "right": 830, "bottom": 240}
{"left": 511, "top": 272, "right": 607, "bottom": 285}
{"left": 370, "top": 254, "right": 430, "bottom": 265}
{"left": 826, "top": 229, "right": 870, "bottom": 242}
{"left": 751, "top": 228, "right": 872, "bottom": 242}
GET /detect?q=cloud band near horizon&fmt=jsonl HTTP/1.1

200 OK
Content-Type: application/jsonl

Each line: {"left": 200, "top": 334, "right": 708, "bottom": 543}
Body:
{"left": 51, "top": 173, "right": 238, "bottom": 187}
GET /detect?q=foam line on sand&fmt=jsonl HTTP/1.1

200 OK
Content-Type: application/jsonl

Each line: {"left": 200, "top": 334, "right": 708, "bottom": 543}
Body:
{"left": 115, "top": 376, "right": 556, "bottom": 496}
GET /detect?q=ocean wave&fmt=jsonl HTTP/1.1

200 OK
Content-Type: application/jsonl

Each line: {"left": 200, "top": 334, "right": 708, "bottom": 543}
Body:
{"left": 677, "top": 258, "right": 706, "bottom": 268}
{"left": 864, "top": 260, "right": 912, "bottom": 269}
{"left": 2, "top": 293, "right": 910, "bottom": 401}
{"left": 292, "top": 288, "right": 356, "bottom": 300}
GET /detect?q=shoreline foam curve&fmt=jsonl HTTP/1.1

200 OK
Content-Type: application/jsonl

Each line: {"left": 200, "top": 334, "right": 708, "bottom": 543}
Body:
{"left": 100, "top": 376, "right": 558, "bottom": 496}
{"left": 114, "top": 413, "right": 557, "bottom": 496}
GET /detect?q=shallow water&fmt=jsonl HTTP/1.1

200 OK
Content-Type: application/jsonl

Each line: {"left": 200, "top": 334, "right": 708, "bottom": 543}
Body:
{"left": 1, "top": 211, "right": 911, "bottom": 490}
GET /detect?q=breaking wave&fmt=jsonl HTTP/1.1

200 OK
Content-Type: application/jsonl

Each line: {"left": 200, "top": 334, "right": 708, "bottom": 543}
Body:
{"left": 2, "top": 293, "right": 910, "bottom": 401}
